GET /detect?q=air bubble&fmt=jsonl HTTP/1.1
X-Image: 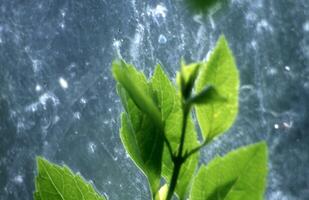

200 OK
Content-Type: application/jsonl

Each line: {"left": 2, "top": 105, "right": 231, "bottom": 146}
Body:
{"left": 158, "top": 34, "right": 167, "bottom": 44}
{"left": 59, "top": 77, "right": 68, "bottom": 89}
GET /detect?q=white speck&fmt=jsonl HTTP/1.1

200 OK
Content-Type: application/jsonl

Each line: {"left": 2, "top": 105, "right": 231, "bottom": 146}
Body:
{"left": 13, "top": 175, "right": 23, "bottom": 184}
{"left": 108, "top": 108, "right": 112, "bottom": 112}
{"left": 26, "top": 92, "right": 59, "bottom": 112}
{"left": 113, "top": 39, "right": 121, "bottom": 48}
{"left": 150, "top": 4, "right": 167, "bottom": 18}
{"left": 60, "top": 10, "right": 66, "bottom": 17}
{"left": 251, "top": 40, "right": 257, "bottom": 49}
{"left": 88, "top": 142, "right": 96, "bottom": 153}
{"left": 74, "top": 131, "right": 78, "bottom": 134}
{"left": 284, "top": 66, "right": 290, "bottom": 71}
{"left": 274, "top": 124, "right": 279, "bottom": 129}
{"left": 267, "top": 68, "right": 278, "bottom": 75}
{"left": 113, "top": 39, "right": 122, "bottom": 57}
{"left": 147, "top": 4, "right": 167, "bottom": 25}
{"left": 158, "top": 34, "right": 167, "bottom": 44}
{"left": 80, "top": 98, "right": 87, "bottom": 104}
{"left": 107, "top": 180, "right": 112, "bottom": 185}
{"left": 60, "top": 22, "right": 65, "bottom": 29}
{"left": 35, "top": 84, "right": 42, "bottom": 92}
{"left": 256, "top": 19, "right": 273, "bottom": 33}
{"left": 59, "top": 77, "right": 68, "bottom": 89}
{"left": 73, "top": 112, "right": 81, "bottom": 120}
{"left": 39, "top": 92, "right": 60, "bottom": 106}
{"left": 283, "top": 121, "right": 293, "bottom": 128}
{"left": 103, "top": 76, "right": 108, "bottom": 80}
{"left": 54, "top": 115, "right": 60, "bottom": 123}
{"left": 303, "top": 21, "right": 309, "bottom": 32}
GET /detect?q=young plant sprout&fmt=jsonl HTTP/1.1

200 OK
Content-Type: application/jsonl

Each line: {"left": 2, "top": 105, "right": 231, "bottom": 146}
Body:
{"left": 34, "top": 36, "right": 268, "bottom": 200}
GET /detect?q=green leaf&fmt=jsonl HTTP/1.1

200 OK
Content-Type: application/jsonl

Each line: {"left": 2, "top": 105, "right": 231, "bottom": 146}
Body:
{"left": 116, "top": 63, "right": 164, "bottom": 197}
{"left": 151, "top": 65, "right": 200, "bottom": 200}
{"left": 34, "top": 157, "right": 105, "bottom": 200}
{"left": 195, "top": 35, "right": 239, "bottom": 142}
{"left": 112, "top": 60, "right": 162, "bottom": 128}
{"left": 190, "top": 142, "right": 268, "bottom": 200}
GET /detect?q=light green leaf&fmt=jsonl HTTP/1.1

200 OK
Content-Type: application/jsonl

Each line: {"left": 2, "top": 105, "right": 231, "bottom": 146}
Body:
{"left": 116, "top": 63, "right": 164, "bottom": 197}
{"left": 151, "top": 65, "right": 200, "bottom": 200}
{"left": 195, "top": 35, "right": 239, "bottom": 141}
{"left": 34, "top": 157, "right": 105, "bottom": 200}
{"left": 190, "top": 142, "right": 268, "bottom": 200}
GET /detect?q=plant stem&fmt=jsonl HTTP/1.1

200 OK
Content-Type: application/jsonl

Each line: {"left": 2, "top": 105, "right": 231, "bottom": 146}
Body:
{"left": 166, "top": 102, "right": 190, "bottom": 200}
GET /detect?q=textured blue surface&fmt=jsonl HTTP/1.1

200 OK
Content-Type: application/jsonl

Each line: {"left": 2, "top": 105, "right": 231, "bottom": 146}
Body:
{"left": 0, "top": 0, "right": 309, "bottom": 199}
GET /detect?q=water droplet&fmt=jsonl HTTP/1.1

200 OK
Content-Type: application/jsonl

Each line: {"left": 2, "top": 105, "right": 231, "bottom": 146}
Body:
{"left": 274, "top": 124, "right": 279, "bottom": 129}
{"left": 35, "top": 84, "right": 42, "bottom": 92}
{"left": 158, "top": 34, "right": 167, "bottom": 44}
{"left": 284, "top": 65, "right": 290, "bottom": 71}
{"left": 59, "top": 77, "right": 68, "bottom": 89}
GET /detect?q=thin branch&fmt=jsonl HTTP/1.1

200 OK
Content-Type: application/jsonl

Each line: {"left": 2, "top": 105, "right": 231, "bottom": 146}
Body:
{"left": 183, "top": 139, "right": 210, "bottom": 161}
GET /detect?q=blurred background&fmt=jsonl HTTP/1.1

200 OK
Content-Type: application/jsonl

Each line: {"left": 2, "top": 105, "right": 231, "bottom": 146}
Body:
{"left": 0, "top": 0, "right": 308, "bottom": 199}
